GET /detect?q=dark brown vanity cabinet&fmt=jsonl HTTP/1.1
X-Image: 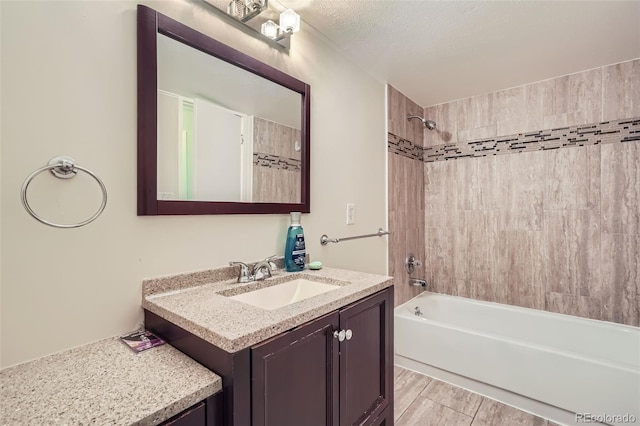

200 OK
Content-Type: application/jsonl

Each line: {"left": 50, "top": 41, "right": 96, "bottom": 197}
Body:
{"left": 160, "top": 393, "right": 223, "bottom": 426}
{"left": 251, "top": 288, "right": 393, "bottom": 426}
{"left": 145, "top": 287, "right": 393, "bottom": 426}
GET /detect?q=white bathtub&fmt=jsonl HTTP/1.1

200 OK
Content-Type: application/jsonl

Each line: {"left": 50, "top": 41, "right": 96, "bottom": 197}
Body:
{"left": 395, "top": 292, "right": 640, "bottom": 426}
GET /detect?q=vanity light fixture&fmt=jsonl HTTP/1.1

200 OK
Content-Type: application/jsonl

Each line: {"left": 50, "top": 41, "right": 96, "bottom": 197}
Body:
{"left": 260, "top": 9, "right": 301, "bottom": 42}
{"left": 260, "top": 20, "right": 280, "bottom": 39}
{"left": 202, "top": 0, "right": 300, "bottom": 49}
{"left": 240, "top": 0, "right": 268, "bottom": 23}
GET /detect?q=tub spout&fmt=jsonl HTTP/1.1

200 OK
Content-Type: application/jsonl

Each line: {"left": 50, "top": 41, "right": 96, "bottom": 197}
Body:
{"left": 410, "top": 278, "right": 427, "bottom": 287}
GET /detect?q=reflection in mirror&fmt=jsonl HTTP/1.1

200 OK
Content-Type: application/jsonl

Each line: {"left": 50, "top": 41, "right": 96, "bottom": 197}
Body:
{"left": 157, "top": 34, "right": 302, "bottom": 204}
{"left": 137, "top": 5, "right": 310, "bottom": 215}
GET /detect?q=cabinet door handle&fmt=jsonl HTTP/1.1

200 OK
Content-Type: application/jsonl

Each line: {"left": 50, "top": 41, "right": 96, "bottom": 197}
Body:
{"left": 345, "top": 329, "right": 353, "bottom": 340}
{"left": 333, "top": 329, "right": 346, "bottom": 342}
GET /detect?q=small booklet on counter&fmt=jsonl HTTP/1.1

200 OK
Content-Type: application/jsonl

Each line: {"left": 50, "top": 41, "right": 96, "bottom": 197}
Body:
{"left": 120, "top": 330, "right": 165, "bottom": 353}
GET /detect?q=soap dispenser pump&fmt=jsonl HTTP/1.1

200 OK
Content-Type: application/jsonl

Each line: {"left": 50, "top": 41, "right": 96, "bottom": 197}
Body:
{"left": 284, "top": 212, "right": 306, "bottom": 272}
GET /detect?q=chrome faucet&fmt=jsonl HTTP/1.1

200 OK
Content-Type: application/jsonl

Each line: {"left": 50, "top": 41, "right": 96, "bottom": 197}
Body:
{"left": 229, "top": 261, "right": 252, "bottom": 283}
{"left": 229, "top": 256, "right": 278, "bottom": 283}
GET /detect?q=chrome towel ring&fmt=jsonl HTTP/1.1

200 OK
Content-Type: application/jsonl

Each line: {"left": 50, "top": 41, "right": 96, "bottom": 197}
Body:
{"left": 21, "top": 156, "right": 107, "bottom": 228}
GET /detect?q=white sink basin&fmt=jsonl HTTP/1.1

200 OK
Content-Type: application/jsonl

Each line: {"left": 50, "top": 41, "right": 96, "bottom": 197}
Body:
{"left": 229, "top": 278, "right": 340, "bottom": 310}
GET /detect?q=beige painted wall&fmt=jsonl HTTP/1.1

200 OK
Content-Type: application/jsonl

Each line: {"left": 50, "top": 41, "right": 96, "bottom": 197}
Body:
{"left": 0, "top": 0, "right": 387, "bottom": 367}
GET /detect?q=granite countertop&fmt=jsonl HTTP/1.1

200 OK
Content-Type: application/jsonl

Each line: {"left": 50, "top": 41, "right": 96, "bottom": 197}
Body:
{"left": 0, "top": 337, "right": 222, "bottom": 426}
{"left": 142, "top": 266, "right": 393, "bottom": 353}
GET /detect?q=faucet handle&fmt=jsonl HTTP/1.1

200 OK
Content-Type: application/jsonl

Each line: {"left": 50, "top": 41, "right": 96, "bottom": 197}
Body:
{"left": 264, "top": 255, "right": 278, "bottom": 273}
{"left": 229, "top": 261, "right": 251, "bottom": 283}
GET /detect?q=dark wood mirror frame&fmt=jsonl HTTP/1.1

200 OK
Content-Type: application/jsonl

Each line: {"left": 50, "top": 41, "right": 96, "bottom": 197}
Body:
{"left": 137, "top": 5, "right": 311, "bottom": 215}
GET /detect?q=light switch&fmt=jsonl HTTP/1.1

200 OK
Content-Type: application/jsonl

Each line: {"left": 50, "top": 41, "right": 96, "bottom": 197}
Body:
{"left": 346, "top": 203, "right": 355, "bottom": 225}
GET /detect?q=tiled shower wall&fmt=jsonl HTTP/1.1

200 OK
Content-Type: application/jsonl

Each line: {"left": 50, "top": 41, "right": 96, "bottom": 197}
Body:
{"left": 252, "top": 117, "right": 301, "bottom": 203}
{"left": 388, "top": 86, "right": 427, "bottom": 306}
{"left": 388, "top": 58, "right": 639, "bottom": 324}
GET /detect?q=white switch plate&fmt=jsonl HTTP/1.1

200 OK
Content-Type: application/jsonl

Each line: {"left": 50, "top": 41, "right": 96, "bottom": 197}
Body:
{"left": 346, "top": 203, "right": 356, "bottom": 225}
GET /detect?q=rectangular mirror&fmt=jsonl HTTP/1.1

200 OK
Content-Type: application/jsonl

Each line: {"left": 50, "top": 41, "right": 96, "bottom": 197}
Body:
{"left": 138, "top": 5, "right": 311, "bottom": 215}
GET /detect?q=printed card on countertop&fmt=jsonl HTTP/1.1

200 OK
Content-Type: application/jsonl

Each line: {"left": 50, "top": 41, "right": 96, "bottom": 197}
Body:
{"left": 120, "top": 330, "right": 165, "bottom": 353}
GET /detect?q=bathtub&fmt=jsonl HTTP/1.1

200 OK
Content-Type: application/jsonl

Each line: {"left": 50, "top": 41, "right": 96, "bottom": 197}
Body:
{"left": 394, "top": 292, "right": 640, "bottom": 426}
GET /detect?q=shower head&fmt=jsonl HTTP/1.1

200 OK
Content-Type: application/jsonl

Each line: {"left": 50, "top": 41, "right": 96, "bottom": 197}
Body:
{"left": 407, "top": 115, "right": 437, "bottom": 130}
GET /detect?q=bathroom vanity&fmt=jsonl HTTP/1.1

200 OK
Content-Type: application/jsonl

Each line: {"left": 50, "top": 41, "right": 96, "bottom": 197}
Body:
{"left": 142, "top": 266, "right": 394, "bottom": 426}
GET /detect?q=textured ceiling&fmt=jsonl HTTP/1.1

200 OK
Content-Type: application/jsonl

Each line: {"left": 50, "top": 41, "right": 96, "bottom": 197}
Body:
{"left": 278, "top": 0, "right": 640, "bottom": 107}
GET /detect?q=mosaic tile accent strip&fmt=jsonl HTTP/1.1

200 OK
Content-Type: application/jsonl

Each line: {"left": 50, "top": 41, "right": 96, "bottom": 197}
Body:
{"left": 388, "top": 117, "right": 640, "bottom": 163}
{"left": 253, "top": 152, "right": 301, "bottom": 171}
{"left": 388, "top": 133, "right": 424, "bottom": 161}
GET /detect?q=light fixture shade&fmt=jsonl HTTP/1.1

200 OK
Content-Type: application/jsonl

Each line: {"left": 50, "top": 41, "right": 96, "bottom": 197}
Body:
{"left": 279, "top": 9, "right": 300, "bottom": 33}
{"left": 245, "top": 0, "right": 267, "bottom": 11}
{"left": 226, "top": 0, "right": 246, "bottom": 19}
{"left": 261, "top": 20, "right": 279, "bottom": 39}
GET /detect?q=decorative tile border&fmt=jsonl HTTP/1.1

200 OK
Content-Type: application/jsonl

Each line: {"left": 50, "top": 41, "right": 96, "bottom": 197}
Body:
{"left": 253, "top": 152, "right": 301, "bottom": 171}
{"left": 388, "top": 117, "right": 640, "bottom": 163}
{"left": 388, "top": 133, "right": 423, "bottom": 161}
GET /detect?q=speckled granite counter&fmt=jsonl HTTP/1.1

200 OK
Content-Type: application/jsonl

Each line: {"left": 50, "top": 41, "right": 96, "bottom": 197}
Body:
{"left": 143, "top": 266, "right": 393, "bottom": 353}
{"left": 0, "top": 337, "right": 222, "bottom": 425}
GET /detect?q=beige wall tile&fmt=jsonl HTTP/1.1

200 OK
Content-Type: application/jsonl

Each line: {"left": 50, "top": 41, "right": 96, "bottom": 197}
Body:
{"left": 405, "top": 156, "right": 425, "bottom": 221}
{"left": 601, "top": 232, "right": 640, "bottom": 326}
{"left": 425, "top": 160, "right": 458, "bottom": 228}
{"left": 454, "top": 210, "right": 496, "bottom": 282}
{"left": 601, "top": 142, "right": 640, "bottom": 235}
{"left": 542, "top": 109, "right": 602, "bottom": 130}
{"left": 543, "top": 210, "right": 601, "bottom": 297}
{"left": 427, "top": 227, "right": 455, "bottom": 295}
{"left": 456, "top": 156, "right": 497, "bottom": 211}
{"left": 389, "top": 210, "right": 407, "bottom": 305}
{"left": 545, "top": 292, "right": 603, "bottom": 320}
{"left": 544, "top": 68, "right": 602, "bottom": 117}
{"left": 423, "top": 102, "right": 458, "bottom": 147}
{"left": 492, "top": 230, "right": 544, "bottom": 309}
{"left": 253, "top": 117, "right": 301, "bottom": 159}
{"left": 455, "top": 280, "right": 487, "bottom": 299}
{"left": 388, "top": 153, "right": 406, "bottom": 213}
{"left": 388, "top": 85, "right": 407, "bottom": 138}
{"left": 495, "top": 85, "right": 544, "bottom": 136}
{"left": 603, "top": 59, "right": 640, "bottom": 121}
{"left": 456, "top": 92, "right": 497, "bottom": 142}
{"left": 457, "top": 93, "right": 496, "bottom": 134}
{"left": 544, "top": 145, "right": 600, "bottom": 210}
{"left": 458, "top": 125, "right": 497, "bottom": 143}
{"left": 391, "top": 61, "right": 639, "bottom": 325}
{"left": 495, "top": 152, "right": 545, "bottom": 231}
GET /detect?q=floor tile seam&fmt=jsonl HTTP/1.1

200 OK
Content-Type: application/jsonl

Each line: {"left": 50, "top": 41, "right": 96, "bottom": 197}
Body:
{"left": 398, "top": 396, "right": 475, "bottom": 426}
{"left": 418, "top": 379, "right": 487, "bottom": 418}
{"left": 394, "top": 381, "right": 431, "bottom": 424}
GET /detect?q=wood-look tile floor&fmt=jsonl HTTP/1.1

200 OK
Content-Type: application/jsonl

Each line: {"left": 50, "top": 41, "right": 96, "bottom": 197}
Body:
{"left": 394, "top": 366, "right": 558, "bottom": 426}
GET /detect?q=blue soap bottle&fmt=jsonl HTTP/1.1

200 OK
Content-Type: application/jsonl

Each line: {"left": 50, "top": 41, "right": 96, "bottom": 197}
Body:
{"left": 284, "top": 212, "right": 306, "bottom": 272}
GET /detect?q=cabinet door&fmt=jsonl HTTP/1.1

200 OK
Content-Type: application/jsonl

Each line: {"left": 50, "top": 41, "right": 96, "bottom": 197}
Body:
{"left": 252, "top": 311, "right": 340, "bottom": 426}
{"left": 339, "top": 288, "right": 393, "bottom": 426}
{"left": 161, "top": 401, "right": 206, "bottom": 426}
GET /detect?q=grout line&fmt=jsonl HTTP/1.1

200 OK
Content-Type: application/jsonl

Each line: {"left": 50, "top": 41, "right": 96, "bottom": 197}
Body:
{"left": 471, "top": 397, "right": 487, "bottom": 422}
{"left": 394, "top": 367, "right": 431, "bottom": 424}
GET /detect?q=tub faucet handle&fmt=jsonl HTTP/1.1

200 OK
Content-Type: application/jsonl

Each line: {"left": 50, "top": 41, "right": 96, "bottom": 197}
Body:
{"left": 405, "top": 253, "right": 421, "bottom": 274}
